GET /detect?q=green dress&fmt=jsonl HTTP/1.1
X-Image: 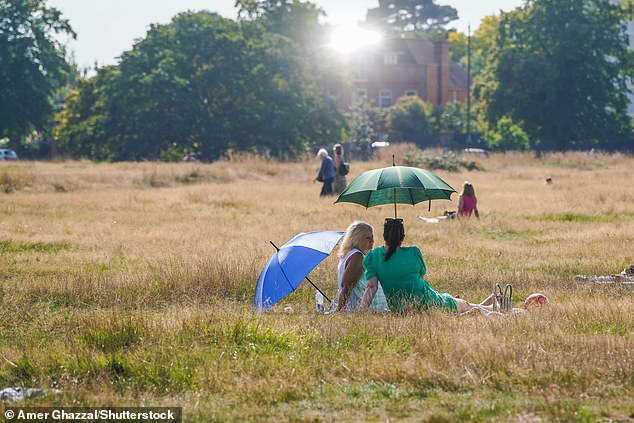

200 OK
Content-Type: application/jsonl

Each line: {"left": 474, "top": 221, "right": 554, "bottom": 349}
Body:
{"left": 363, "top": 246, "right": 457, "bottom": 313}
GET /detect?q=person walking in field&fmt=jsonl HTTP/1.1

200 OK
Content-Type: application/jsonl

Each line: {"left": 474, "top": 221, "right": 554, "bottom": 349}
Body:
{"left": 332, "top": 143, "right": 348, "bottom": 194}
{"left": 314, "top": 148, "right": 336, "bottom": 196}
{"left": 458, "top": 181, "right": 479, "bottom": 219}
{"left": 336, "top": 221, "right": 388, "bottom": 313}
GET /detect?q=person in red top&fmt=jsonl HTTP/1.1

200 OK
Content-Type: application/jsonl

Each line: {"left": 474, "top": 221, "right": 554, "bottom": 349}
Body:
{"left": 458, "top": 181, "right": 479, "bottom": 219}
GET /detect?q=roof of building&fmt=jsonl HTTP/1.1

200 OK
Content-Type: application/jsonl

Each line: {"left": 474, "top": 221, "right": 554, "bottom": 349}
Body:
{"left": 402, "top": 38, "right": 436, "bottom": 65}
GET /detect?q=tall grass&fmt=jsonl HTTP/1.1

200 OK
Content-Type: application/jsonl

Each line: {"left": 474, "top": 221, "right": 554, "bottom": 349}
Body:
{"left": 0, "top": 151, "right": 632, "bottom": 421}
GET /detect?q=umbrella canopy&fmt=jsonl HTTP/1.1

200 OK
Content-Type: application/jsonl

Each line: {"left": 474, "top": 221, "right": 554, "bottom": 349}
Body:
{"left": 335, "top": 165, "right": 456, "bottom": 217}
{"left": 254, "top": 230, "right": 344, "bottom": 312}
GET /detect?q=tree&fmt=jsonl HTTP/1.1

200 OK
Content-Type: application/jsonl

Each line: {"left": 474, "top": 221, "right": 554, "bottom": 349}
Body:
{"left": 55, "top": 12, "right": 344, "bottom": 161}
{"left": 365, "top": 0, "right": 458, "bottom": 34}
{"left": 479, "top": 0, "right": 634, "bottom": 149}
{"left": 54, "top": 66, "right": 121, "bottom": 161}
{"left": 235, "top": 0, "right": 326, "bottom": 47}
{"left": 0, "top": 0, "right": 75, "bottom": 150}
{"left": 448, "top": 15, "right": 501, "bottom": 79}
{"left": 431, "top": 102, "right": 470, "bottom": 134}
{"left": 387, "top": 96, "right": 434, "bottom": 138}
{"left": 484, "top": 116, "right": 530, "bottom": 151}
{"left": 345, "top": 97, "right": 383, "bottom": 155}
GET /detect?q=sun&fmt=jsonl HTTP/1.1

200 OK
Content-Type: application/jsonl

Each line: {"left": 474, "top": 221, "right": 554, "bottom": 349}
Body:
{"left": 328, "top": 25, "right": 382, "bottom": 54}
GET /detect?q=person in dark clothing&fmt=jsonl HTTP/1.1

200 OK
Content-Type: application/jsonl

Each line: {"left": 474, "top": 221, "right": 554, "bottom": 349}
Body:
{"left": 314, "top": 148, "right": 336, "bottom": 196}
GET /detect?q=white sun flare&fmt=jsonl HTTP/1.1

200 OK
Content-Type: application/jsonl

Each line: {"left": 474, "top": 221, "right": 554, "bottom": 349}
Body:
{"left": 328, "top": 25, "right": 382, "bottom": 54}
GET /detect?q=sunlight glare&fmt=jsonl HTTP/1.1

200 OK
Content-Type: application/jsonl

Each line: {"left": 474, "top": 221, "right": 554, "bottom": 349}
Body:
{"left": 329, "top": 25, "right": 382, "bottom": 54}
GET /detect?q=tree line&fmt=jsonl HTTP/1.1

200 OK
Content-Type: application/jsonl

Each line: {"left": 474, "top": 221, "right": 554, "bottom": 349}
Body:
{"left": 1, "top": 0, "right": 633, "bottom": 161}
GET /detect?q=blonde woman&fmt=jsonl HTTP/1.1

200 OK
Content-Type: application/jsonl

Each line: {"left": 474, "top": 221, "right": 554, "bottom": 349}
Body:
{"left": 336, "top": 221, "right": 389, "bottom": 313}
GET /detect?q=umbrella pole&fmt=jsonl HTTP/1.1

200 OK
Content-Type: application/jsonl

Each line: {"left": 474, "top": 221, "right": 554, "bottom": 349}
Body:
{"left": 392, "top": 155, "right": 397, "bottom": 218}
{"left": 304, "top": 275, "right": 333, "bottom": 303}
{"left": 269, "top": 241, "right": 333, "bottom": 303}
{"left": 393, "top": 188, "right": 397, "bottom": 218}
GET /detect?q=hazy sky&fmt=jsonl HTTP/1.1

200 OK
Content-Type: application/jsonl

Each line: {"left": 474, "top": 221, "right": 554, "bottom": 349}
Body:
{"left": 46, "top": 0, "right": 524, "bottom": 69}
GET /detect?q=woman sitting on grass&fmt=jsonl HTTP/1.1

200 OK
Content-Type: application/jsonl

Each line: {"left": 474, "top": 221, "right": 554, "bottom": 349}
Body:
{"left": 458, "top": 181, "right": 479, "bottom": 219}
{"left": 336, "top": 221, "right": 388, "bottom": 313}
{"left": 359, "top": 218, "right": 540, "bottom": 315}
{"left": 417, "top": 181, "right": 479, "bottom": 223}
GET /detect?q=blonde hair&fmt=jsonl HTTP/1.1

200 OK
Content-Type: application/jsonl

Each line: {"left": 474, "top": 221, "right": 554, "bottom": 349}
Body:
{"left": 333, "top": 143, "right": 343, "bottom": 156}
{"left": 338, "top": 221, "right": 373, "bottom": 258}
{"left": 461, "top": 181, "right": 475, "bottom": 198}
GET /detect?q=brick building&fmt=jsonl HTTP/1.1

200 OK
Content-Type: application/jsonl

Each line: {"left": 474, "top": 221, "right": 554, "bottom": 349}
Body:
{"left": 328, "top": 35, "right": 468, "bottom": 111}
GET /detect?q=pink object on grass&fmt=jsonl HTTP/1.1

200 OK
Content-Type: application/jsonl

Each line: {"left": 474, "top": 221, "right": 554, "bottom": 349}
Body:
{"left": 524, "top": 293, "right": 549, "bottom": 308}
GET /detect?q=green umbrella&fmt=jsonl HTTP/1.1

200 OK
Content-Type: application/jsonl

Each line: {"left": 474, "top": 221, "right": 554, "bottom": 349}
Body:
{"left": 335, "top": 159, "right": 456, "bottom": 218}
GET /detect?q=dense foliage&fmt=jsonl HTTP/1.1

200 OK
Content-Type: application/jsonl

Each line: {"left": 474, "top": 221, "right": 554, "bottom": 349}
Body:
{"left": 448, "top": 15, "right": 500, "bottom": 80}
{"left": 0, "top": 0, "right": 75, "bottom": 150}
{"left": 345, "top": 99, "right": 383, "bottom": 155}
{"left": 484, "top": 116, "right": 530, "bottom": 152}
{"left": 478, "top": 0, "right": 634, "bottom": 149}
{"left": 5, "top": 0, "right": 634, "bottom": 159}
{"left": 55, "top": 12, "right": 344, "bottom": 161}
{"left": 365, "top": 0, "right": 458, "bottom": 33}
{"left": 386, "top": 97, "right": 483, "bottom": 145}
{"left": 387, "top": 96, "right": 434, "bottom": 136}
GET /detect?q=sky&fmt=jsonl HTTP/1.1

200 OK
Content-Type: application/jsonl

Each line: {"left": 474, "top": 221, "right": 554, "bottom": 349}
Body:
{"left": 47, "top": 0, "right": 524, "bottom": 70}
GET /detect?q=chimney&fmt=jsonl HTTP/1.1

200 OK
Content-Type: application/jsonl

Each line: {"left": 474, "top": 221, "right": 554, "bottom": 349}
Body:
{"left": 434, "top": 32, "right": 450, "bottom": 105}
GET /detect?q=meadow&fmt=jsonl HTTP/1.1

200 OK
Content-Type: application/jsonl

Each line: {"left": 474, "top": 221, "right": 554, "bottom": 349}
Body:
{"left": 0, "top": 148, "right": 632, "bottom": 422}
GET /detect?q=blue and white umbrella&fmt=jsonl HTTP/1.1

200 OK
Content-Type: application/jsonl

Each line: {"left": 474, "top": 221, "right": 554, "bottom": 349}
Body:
{"left": 254, "top": 231, "right": 344, "bottom": 312}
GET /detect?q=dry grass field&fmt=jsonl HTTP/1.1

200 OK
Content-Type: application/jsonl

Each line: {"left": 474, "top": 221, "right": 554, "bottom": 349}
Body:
{"left": 0, "top": 149, "right": 633, "bottom": 422}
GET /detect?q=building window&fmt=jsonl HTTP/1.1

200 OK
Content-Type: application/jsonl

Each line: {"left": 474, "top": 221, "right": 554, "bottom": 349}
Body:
{"left": 379, "top": 90, "right": 393, "bottom": 108}
{"left": 405, "top": 90, "right": 417, "bottom": 97}
{"left": 384, "top": 53, "right": 398, "bottom": 65}
{"left": 352, "top": 89, "right": 367, "bottom": 104}
{"left": 352, "top": 64, "right": 368, "bottom": 82}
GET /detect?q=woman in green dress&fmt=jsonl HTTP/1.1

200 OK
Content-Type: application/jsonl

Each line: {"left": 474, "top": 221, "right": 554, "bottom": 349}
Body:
{"left": 359, "top": 218, "right": 485, "bottom": 314}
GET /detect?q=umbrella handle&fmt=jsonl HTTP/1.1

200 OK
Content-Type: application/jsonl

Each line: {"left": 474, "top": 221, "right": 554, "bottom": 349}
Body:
{"left": 269, "top": 241, "right": 333, "bottom": 304}
{"left": 304, "top": 276, "right": 333, "bottom": 304}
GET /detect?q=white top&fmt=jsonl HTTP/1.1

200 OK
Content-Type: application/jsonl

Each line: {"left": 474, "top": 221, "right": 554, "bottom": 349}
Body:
{"left": 337, "top": 248, "right": 389, "bottom": 313}
{"left": 337, "top": 248, "right": 364, "bottom": 311}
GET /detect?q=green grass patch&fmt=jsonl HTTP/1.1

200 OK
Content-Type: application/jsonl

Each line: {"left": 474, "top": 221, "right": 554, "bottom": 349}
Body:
{"left": 0, "top": 239, "right": 71, "bottom": 254}
{"left": 11, "top": 356, "right": 38, "bottom": 382}
{"left": 525, "top": 262, "right": 587, "bottom": 280}
{"left": 46, "top": 292, "right": 88, "bottom": 308}
{"left": 83, "top": 325, "right": 146, "bottom": 353}
{"left": 467, "top": 226, "right": 548, "bottom": 244}
{"left": 564, "top": 316, "right": 632, "bottom": 336}
{"left": 62, "top": 350, "right": 199, "bottom": 393}
{"left": 525, "top": 212, "right": 634, "bottom": 223}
